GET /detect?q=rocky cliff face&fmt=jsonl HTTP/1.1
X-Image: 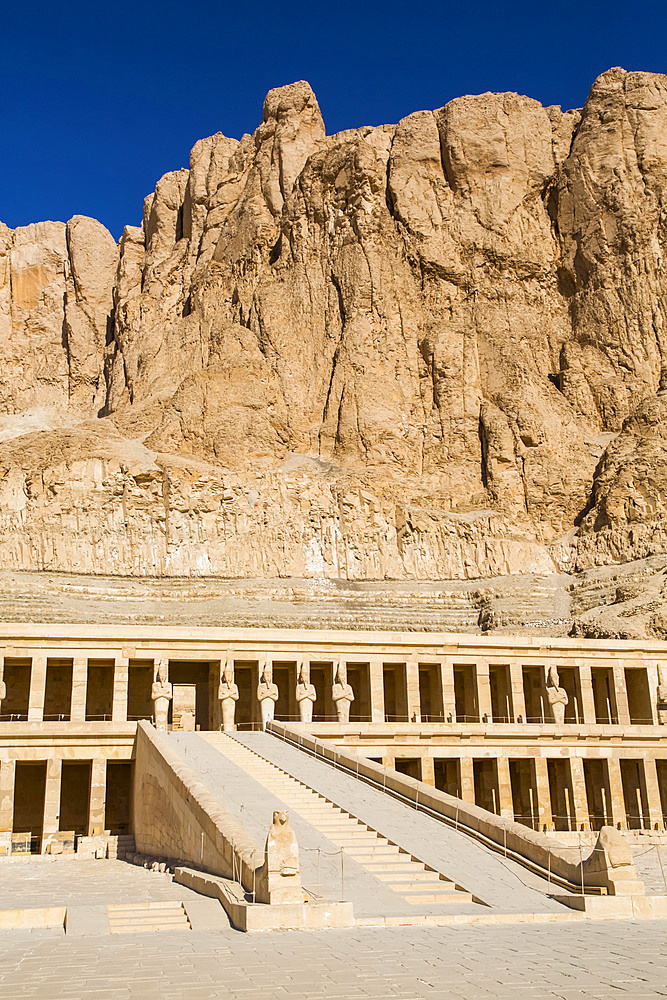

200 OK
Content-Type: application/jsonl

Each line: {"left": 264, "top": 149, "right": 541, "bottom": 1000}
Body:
{"left": 2, "top": 68, "right": 667, "bottom": 580}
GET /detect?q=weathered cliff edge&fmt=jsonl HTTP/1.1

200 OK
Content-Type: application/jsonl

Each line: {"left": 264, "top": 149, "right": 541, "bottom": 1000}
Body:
{"left": 2, "top": 67, "right": 667, "bottom": 580}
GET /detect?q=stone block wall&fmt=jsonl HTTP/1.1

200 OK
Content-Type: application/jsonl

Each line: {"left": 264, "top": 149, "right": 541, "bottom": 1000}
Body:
{"left": 133, "top": 721, "right": 260, "bottom": 889}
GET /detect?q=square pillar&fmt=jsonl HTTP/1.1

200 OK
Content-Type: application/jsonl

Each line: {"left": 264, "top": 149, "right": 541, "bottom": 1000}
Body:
{"left": 0, "top": 760, "right": 15, "bottom": 855}
{"left": 459, "top": 757, "right": 475, "bottom": 805}
{"left": 27, "top": 656, "right": 47, "bottom": 722}
{"left": 476, "top": 663, "right": 493, "bottom": 721}
{"left": 612, "top": 665, "right": 631, "bottom": 725}
{"left": 406, "top": 659, "right": 421, "bottom": 722}
{"left": 606, "top": 758, "right": 626, "bottom": 828}
{"left": 533, "top": 757, "right": 554, "bottom": 831}
{"left": 509, "top": 662, "right": 526, "bottom": 722}
{"left": 568, "top": 756, "right": 590, "bottom": 830}
{"left": 112, "top": 658, "right": 130, "bottom": 723}
{"left": 420, "top": 757, "right": 435, "bottom": 787}
{"left": 495, "top": 757, "right": 514, "bottom": 820}
{"left": 439, "top": 661, "right": 456, "bottom": 720}
{"left": 89, "top": 758, "right": 107, "bottom": 836}
{"left": 577, "top": 664, "right": 597, "bottom": 724}
{"left": 70, "top": 656, "right": 87, "bottom": 722}
{"left": 642, "top": 759, "right": 664, "bottom": 829}
{"left": 41, "top": 757, "right": 62, "bottom": 851}
{"left": 368, "top": 659, "right": 385, "bottom": 722}
{"left": 381, "top": 756, "right": 395, "bottom": 770}
{"left": 646, "top": 663, "right": 658, "bottom": 725}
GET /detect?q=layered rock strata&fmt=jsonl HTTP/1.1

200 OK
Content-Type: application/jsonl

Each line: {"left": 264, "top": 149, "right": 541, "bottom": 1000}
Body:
{"left": 1, "top": 68, "right": 667, "bottom": 580}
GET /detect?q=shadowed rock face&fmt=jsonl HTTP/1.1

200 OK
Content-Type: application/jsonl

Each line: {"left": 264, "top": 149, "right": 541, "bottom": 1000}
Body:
{"left": 1, "top": 69, "right": 667, "bottom": 580}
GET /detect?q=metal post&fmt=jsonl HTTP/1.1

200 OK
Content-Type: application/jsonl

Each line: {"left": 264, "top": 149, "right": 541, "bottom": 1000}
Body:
{"left": 340, "top": 850, "right": 345, "bottom": 901}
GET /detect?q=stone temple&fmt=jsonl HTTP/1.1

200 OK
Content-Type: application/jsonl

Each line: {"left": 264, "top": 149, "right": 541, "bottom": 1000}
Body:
{"left": 2, "top": 67, "right": 667, "bottom": 998}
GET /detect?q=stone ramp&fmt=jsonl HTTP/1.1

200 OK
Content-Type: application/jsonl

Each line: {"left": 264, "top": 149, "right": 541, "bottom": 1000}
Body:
{"left": 232, "top": 731, "right": 572, "bottom": 915}
{"left": 204, "top": 732, "right": 475, "bottom": 908}
{"left": 167, "top": 732, "right": 483, "bottom": 920}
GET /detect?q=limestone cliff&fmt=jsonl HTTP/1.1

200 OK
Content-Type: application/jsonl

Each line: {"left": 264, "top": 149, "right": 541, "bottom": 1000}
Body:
{"left": 1, "top": 68, "right": 667, "bottom": 580}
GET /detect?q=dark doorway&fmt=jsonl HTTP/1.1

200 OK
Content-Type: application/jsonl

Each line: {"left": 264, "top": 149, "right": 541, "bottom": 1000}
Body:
{"left": 2, "top": 659, "right": 31, "bottom": 720}
{"left": 419, "top": 665, "right": 443, "bottom": 721}
{"left": 509, "top": 759, "right": 538, "bottom": 829}
{"left": 127, "top": 661, "right": 153, "bottom": 721}
{"left": 434, "top": 759, "right": 460, "bottom": 797}
{"left": 13, "top": 761, "right": 46, "bottom": 851}
{"left": 620, "top": 759, "right": 649, "bottom": 829}
{"left": 625, "top": 669, "right": 653, "bottom": 725}
{"left": 591, "top": 668, "right": 615, "bottom": 724}
{"left": 454, "top": 665, "right": 478, "bottom": 722}
{"left": 86, "top": 661, "right": 114, "bottom": 721}
{"left": 522, "top": 667, "right": 546, "bottom": 723}
{"left": 489, "top": 665, "right": 511, "bottom": 722}
{"left": 395, "top": 758, "right": 421, "bottom": 781}
{"left": 583, "top": 759, "right": 612, "bottom": 829}
{"left": 346, "top": 664, "right": 370, "bottom": 721}
{"left": 310, "top": 663, "right": 334, "bottom": 720}
{"left": 473, "top": 759, "right": 499, "bottom": 813}
{"left": 106, "top": 761, "right": 133, "bottom": 835}
{"left": 44, "top": 660, "right": 73, "bottom": 721}
{"left": 169, "top": 662, "right": 210, "bottom": 731}
{"left": 234, "top": 663, "right": 259, "bottom": 728}
{"left": 273, "top": 663, "right": 297, "bottom": 721}
{"left": 59, "top": 761, "right": 91, "bottom": 836}
{"left": 547, "top": 759, "right": 575, "bottom": 831}
{"left": 383, "top": 664, "right": 408, "bottom": 721}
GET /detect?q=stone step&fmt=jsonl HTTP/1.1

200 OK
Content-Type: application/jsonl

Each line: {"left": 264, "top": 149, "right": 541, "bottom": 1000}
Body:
{"left": 200, "top": 733, "right": 474, "bottom": 907}
{"left": 385, "top": 880, "right": 459, "bottom": 892}
{"left": 107, "top": 902, "right": 190, "bottom": 934}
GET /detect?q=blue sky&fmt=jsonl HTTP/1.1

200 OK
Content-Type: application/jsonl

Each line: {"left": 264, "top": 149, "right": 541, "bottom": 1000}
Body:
{"left": 3, "top": 0, "right": 666, "bottom": 240}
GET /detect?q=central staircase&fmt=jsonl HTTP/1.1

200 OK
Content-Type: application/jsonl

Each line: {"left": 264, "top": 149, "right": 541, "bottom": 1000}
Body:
{"left": 202, "top": 732, "right": 473, "bottom": 907}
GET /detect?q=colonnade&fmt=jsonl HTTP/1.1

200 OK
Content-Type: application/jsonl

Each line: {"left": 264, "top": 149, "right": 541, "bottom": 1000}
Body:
{"left": 368, "top": 750, "right": 667, "bottom": 834}
{"left": 2, "top": 649, "right": 665, "bottom": 729}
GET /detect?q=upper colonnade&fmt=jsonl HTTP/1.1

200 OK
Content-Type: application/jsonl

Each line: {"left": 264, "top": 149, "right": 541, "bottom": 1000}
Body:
{"left": 0, "top": 625, "right": 666, "bottom": 731}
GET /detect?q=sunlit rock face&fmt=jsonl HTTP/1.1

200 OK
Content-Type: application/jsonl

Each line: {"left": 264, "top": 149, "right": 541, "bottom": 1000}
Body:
{"left": 2, "top": 69, "right": 667, "bottom": 580}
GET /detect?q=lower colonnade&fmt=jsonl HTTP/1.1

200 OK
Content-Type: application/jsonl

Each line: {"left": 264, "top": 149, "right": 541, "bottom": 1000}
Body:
{"left": 1, "top": 624, "right": 667, "bottom": 853}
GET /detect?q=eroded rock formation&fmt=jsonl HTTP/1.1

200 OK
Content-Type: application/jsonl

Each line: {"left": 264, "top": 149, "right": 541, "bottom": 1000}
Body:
{"left": 2, "top": 68, "right": 667, "bottom": 580}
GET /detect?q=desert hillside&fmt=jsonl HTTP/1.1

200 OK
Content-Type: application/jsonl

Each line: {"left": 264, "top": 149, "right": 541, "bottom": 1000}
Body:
{"left": 2, "top": 67, "right": 667, "bottom": 582}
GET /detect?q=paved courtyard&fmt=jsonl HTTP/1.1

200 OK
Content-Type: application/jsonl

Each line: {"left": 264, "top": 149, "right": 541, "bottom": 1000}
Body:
{"left": 1, "top": 920, "right": 667, "bottom": 999}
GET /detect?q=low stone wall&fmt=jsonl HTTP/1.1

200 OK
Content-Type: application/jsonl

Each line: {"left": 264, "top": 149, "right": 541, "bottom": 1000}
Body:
{"left": 269, "top": 722, "right": 642, "bottom": 895}
{"left": 133, "top": 722, "right": 260, "bottom": 890}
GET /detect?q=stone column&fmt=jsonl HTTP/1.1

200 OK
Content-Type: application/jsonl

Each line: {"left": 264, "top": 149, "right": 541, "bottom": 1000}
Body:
{"left": 577, "top": 664, "right": 598, "bottom": 724}
{"left": 612, "top": 665, "right": 631, "bottom": 725}
{"left": 381, "top": 755, "right": 395, "bottom": 770}
{"left": 642, "top": 759, "right": 664, "bottom": 829}
{"left": 420, "top": 757, "right": 435, "bottom": 787}
{"left": 495, "top": 757, "right": 514, "bottom": 820}
{"left": 476, "top": 663, "right": 493, "bottom": 721}
{"left": 88, "top": 758, "right": 107, "bottom": 836}
{"left": 405, "top": 658, "right": 421, "bottom": 722}
{"left": 509, "top": 662, "right": 526, "bottom": 722}
{"left": 606, "top": 758, "right": 626, "bottom": 828}
{"left": 0, "top": 759, "right": 15, "bottom": 855}
{"left": 112, "top": 658, "right": 130, "bottom": 723}
{"left": 568, "top": 756, "right": 590, "bottom": 830}
{"left": 533, "top": 757, "right": 553, "bottom": 831}
{"left": 368, "top": 659, "right": 385, "bottom": 722}
{"left": 439, "top": 661, "right": 456, "bottom": 720}
{"left": 459, "top": 757, "right": 475, "bottom": 805}
{"left": 27, "top": 656, "right": 47, "bottom": 722}
{"left": 70, "top": 656, "right": 88, "bottom": 722}
{"left": 646, "top": 663, "right": 659, "bottom": 725}
{"left": 41, "top": 757, "right": 62, "bottom": 851}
